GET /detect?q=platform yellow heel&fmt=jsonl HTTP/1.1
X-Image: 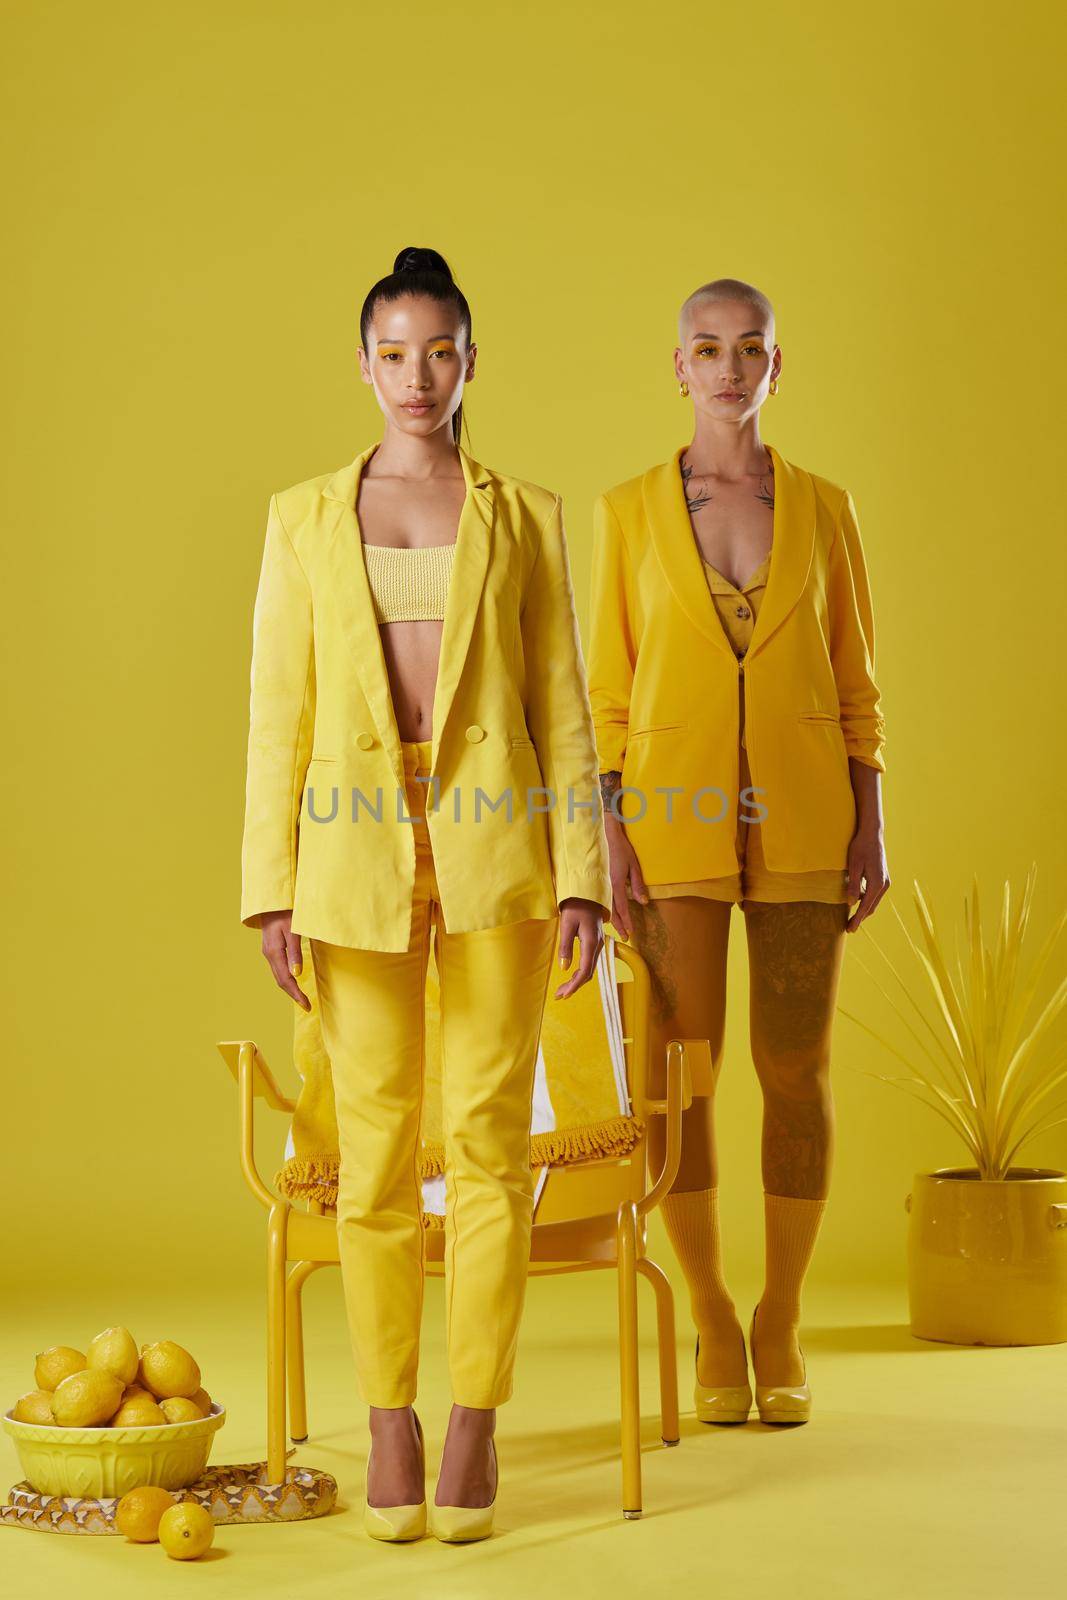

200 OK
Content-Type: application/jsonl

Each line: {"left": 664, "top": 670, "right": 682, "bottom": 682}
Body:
{"left": 363, "top": 1410, "right": 427, "bottom": 1542}
{"left": 431, "top": 1435, "right": 497, "bottom": 1543}
{"left": 750, "top": 1303, "right": 812, "bottom": 1425}
{"left": 694, "top": 1333, "right": 752, "bottom": 1424}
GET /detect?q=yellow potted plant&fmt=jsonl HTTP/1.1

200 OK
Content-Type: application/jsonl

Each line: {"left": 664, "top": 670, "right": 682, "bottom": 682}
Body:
{"left": 839, "top": 864, "right": 1067, "bottom": 1345}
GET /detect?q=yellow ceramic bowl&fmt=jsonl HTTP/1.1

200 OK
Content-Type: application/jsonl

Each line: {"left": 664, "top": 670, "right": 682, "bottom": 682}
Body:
{"left": 2, "top": 1401, "right": 226, "bottom": 1498}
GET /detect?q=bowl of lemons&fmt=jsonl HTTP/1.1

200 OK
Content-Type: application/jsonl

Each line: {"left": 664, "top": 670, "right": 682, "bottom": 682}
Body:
{"left": 3, "top": 1325, "right": 225, "bottom": 1498}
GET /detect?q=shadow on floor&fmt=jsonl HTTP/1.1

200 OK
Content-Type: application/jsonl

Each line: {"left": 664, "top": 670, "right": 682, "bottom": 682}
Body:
{"left": 800, "top": 1322, "right": 1015, "bottom": 1355}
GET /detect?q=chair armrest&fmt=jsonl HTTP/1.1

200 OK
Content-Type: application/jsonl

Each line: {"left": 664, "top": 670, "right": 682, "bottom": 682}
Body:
{"left": 215, "top": 1040, "right": 295, "bottom": 1211}
{"left": 637, "top": 1037, "right": 714, "bottom": 1218}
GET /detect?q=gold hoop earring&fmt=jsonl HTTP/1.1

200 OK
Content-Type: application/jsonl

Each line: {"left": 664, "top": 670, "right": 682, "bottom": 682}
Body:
{"left": 679, "top": 380, "right": 689, "bottom": 397}
{"left": 769, "top": 378, "right": 779, "bottom": 396}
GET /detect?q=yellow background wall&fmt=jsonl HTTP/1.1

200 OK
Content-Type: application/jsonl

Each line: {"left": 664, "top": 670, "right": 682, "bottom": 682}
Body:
{"left": 3, "top": 0, "right": 1064, "bottom": 1298}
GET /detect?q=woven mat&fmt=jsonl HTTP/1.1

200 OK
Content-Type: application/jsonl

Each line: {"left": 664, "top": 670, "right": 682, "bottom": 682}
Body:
{"left": 0, "top": 1454, "right": 337, "bottom": 1534}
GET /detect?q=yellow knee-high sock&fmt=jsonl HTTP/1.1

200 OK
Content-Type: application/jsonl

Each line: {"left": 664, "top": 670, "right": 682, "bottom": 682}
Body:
{"left": 754, "top": 1191, "right": 827, "bottom": 1386}
{"left": 660, "top": 1187, "right": 748, "bottom": 1385}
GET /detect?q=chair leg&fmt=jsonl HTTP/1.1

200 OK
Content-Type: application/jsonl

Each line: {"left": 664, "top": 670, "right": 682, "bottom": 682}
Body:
{"left": 617, "top": 1200, "right": 642, "bottom": 1519}
{"left": 266, "top": 1204, "right": 289, "bottom": 1485}
{"left": 637, "top": 1256, "right": 679, "bottom": 1445}
{"left": 286, "top": 1261, "right": 321, "bottom": 1443}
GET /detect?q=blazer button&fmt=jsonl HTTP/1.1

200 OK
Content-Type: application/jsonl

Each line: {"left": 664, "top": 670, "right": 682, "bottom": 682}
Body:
{"left": 356, "top": 731, "right": 375, "bottom": 750}
{"left": 465, "top": 723, "right": 486, "bottom": 743}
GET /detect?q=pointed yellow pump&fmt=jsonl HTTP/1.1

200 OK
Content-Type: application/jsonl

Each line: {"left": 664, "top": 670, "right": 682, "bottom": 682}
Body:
{"left": 431, "top": 1435, "right": 498, "bottom": 1544}
{"left": 363, "top": 1411, "right": 427, "bottom": 1542}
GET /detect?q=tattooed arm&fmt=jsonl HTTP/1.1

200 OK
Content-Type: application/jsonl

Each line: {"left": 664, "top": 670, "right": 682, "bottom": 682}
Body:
{"left": 599, "top": 769, "right": 622, "bottom": 817}
{"left": 598, "top": 768, "right": 648, "bottom": 939}
{"left": 587, "top": 493, "right": 647, "bottom": 936}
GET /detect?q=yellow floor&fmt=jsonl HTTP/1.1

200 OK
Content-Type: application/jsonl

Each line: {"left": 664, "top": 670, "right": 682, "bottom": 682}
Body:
{"left": 3, "top": 1267, "right": 1064, "bottom": 1600}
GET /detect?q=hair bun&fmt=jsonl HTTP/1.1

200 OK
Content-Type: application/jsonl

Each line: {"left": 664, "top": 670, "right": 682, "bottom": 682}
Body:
{"left": 392, "top": 245, "right": 454, "bottom": 282}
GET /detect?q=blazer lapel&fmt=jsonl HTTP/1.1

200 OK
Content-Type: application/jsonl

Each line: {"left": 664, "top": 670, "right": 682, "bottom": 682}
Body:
{"left": 746, "top": 444, "right": 816, "bottom": 661}
{"left": 643, "top": 445, "right": 734, "bottom": 662}
{"left": 321, "top": 441, "right": 494, "bottom": 784}
{"left": 430, "top": 447, "right": 494, "bottom": 771}
{"left": 642, "top": 441, "right": 816, "bottom": 663}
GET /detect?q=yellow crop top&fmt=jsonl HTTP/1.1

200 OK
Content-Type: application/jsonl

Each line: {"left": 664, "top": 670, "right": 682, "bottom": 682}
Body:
{"left": 362, "top": 541, "right": 455, "bottom": 623}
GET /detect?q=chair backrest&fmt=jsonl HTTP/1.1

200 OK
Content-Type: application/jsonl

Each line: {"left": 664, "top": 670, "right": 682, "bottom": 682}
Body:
{"left": 216, "top": 1039, "right": 294, "bottom": 1112}
{"left": 226, "top": 934, "right": 659, "bottom": 1228}
{"left": 612, "top": 938, "right": 654, "bottom": 1120}
{"left": 530, "top": 935, "right": 657, "bottom": 1229}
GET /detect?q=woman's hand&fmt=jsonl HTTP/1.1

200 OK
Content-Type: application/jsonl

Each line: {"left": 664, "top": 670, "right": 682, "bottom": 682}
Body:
{"left": 604, "top": 816, "right": 648, "bottom": 941}
{"left": 556, "top": 899, "right": 605, "bottom": 999}
{"left": 845, "top": 824, "right": 890, "bottom": 933}
{"left": 845, "top": 758, "right": 889, "bottom": 933}
{"left": 258, "top": 910, "right": 311, "bottom": 1011}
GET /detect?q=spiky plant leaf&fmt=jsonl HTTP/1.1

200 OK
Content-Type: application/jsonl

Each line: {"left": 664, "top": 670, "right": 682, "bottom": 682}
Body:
{"left": 840, "top": 866, "right": 1067, "bottom": 1180}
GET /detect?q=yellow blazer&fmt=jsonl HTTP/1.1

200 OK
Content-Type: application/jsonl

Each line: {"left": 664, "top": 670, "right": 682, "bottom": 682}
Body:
{"left": 586, "top": 442, "right": 886, "bottom": 884}
{"left": 241, "top": 443, "right": 611, "bottom": 952}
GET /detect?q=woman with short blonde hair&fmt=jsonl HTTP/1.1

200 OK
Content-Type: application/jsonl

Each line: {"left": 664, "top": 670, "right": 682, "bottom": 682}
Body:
{"left": 587, "top": 277, "right": 889, "bottom": 1425}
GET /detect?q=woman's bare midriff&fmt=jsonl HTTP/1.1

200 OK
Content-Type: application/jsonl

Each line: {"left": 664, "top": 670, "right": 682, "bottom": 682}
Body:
{"left": 379, "top": 618, "right": 444, "bottom": 741}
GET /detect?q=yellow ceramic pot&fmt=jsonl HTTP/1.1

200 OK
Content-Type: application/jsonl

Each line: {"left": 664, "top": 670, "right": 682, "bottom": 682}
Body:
{"left": 906, "top": 1167, "right": 1067, "bottom": 1345}
{"left": 2, "top": 1401, "right": 226, "bottom": 1498}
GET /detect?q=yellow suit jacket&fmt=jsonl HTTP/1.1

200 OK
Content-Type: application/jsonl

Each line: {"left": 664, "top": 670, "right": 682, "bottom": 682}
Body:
{"left": 241, "top": 443, "right": 611, "bottom": 952}
{"left": 586, "top": 443, "right": 886, "bottom": 884}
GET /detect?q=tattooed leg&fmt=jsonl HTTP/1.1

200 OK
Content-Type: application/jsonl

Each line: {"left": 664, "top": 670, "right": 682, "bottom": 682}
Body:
{"left": 627, "top": 894, "right": 732, "bottom": 1191}
{"left": 629, "top": 894, "right": 746, "bottom": 1384}
{"left": 742, "top": 898, "right": 848, "bottom": 1200}
{"left": 743, "top": 898, "right": 847, "bottom": 1386}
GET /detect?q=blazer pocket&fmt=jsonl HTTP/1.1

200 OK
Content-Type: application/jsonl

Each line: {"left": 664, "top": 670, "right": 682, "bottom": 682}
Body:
{"left": 509, "top": 734, "right": 536, "bottom": 749}
{"left": 628, "top": 721, "right": 688, "bottom": 740}
{"left": 308, "top": 753, "right": 339, "bottom": 764}
{"left": 796, "top": 712, "right": 841, "bottom": 725}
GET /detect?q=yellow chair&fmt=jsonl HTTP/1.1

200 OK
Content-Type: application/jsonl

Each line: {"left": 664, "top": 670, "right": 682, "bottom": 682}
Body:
{"left": 217, "top": 936, "right": 713, "bottom": 1519}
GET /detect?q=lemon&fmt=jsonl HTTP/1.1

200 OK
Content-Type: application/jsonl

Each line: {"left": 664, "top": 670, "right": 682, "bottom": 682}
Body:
{"left": 12, "top": 1390, "right": 57, "bottom": 1425}
{"left": 158, "top": 1501, "right": 214, "bottom": 1559}
{"left": 50, "top": 1368, "right": 125, "bottom": 1427}
{"left": 159, "top": 1397, "right": 204, "bottom": 1424}
{"left": 115, "top": 1484, "right": 178, "bottom": 1542}
{"left": 190, "top": 1387, "right": 212, "bottom": 1417}
{"left": 119, "top": 1383, "right": 153, "bottom": 1403}
{"left": 111, "top": 1395, "right": 168, "bottom": 1427}
{"left": 34, "top": 1346, "right": 86, "bottom": 1391}
{"left": 138, "top": 1341, "right": 201, "bottom": 1400}
{"left": 86, "top": 1326, "right": 139, "bottom": 1386}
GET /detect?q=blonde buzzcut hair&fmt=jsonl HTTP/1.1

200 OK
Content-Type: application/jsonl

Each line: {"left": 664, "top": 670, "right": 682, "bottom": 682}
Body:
{"left": 678, "top": 277, "right": 775, "bottom": 341}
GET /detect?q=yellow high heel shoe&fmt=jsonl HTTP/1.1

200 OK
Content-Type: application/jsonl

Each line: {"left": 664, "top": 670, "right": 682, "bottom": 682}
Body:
{"left": 431, "top": 1434, "right": 498, "bottom": 1543}
{"left": 363, "top": 1409, "right": 427, "bottom": 1542}
{"left": 694, "top": 1333, "right": 752, "bottom": 1424}
{"left": 749, "top": 1303, "right": 812, "bottom": 1425}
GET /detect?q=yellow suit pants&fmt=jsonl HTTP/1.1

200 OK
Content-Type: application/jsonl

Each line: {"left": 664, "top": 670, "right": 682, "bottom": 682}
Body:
{"left": 309, "top": 738, "right": 559, "bottom": 1409}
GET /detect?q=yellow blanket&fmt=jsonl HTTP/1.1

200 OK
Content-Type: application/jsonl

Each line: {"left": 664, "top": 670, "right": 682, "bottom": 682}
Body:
{"left": 275, "top": 932, "right": 642, "bottom": 1224}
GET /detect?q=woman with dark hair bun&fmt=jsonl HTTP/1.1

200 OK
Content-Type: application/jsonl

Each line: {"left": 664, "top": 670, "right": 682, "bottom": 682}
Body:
{"left": 360, "top": 246, "right": 472, "bottom": 445}
{"left": 240, "top": 246, "right": 610, "bottom": 1541}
